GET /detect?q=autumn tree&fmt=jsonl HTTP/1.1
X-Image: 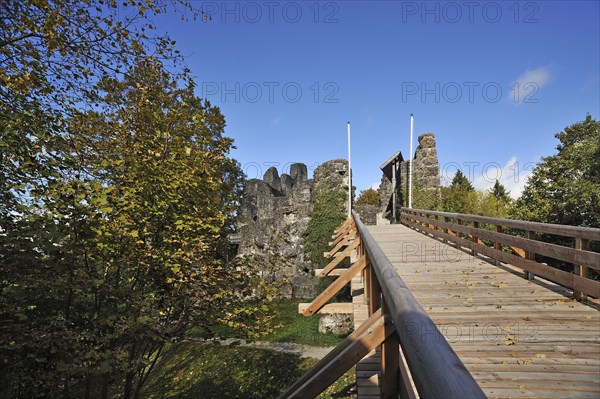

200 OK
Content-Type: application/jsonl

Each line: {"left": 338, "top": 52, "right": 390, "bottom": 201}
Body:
{"left": 1, "top": 2, "right": 272, "bottom": 398}
{"left": 355, "top": 188, "right": 379, "bottom": 206}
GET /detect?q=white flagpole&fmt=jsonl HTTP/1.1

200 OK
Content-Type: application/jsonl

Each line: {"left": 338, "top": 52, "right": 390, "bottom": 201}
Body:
{"left": 408, "top": 114, "right": 414, "bottom": 209}
{"left": 347, "top": 121, "right": 352, "bottom": 218}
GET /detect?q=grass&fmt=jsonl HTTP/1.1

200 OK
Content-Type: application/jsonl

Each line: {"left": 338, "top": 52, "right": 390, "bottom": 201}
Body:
{"left": 260, "top": 299, "right": 346, "bottom": 347}
{"left": 143, "top": 343, "right": 355, "bottom": 399}
{"left": 187, "top": 299, "right": 346, "bottom": 347}
{"left": 146, "top": 299, "right": 354, "bottom": 398}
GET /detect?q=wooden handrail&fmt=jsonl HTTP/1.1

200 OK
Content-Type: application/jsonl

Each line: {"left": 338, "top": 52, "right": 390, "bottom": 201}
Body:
{"left": 405, "top": 207, "right": 600, "bottom": 241}
{"left": 352, "top": 211, "right": 486, "bottom": 399}
{"left": 401, "top": 208, "right": 600, "bottom": 299}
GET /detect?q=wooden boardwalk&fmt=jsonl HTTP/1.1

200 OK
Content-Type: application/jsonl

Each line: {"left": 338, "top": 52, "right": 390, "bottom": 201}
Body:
{"left": 364, "top": 224, "right": 600, "bottom": 398}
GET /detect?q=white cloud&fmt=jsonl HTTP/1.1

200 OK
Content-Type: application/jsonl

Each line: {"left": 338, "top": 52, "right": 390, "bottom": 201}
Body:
{"left": 370, "top": 181, "right": 380, "bottom": 190}
{"left": 472, "top": 156, "right": 535, "bottom": 198}
{"left": 508, "top": 66, "right": 554, "bottom": 105}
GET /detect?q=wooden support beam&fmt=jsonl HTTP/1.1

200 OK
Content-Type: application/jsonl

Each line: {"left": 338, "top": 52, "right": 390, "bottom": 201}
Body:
{"left": 333, "top": 218, "right": 352, "bottom": 235}
{"left": 278, "top": 309, "right": 383, "bottom": 399}
{"left": 298, "top": 302, "right": 353, "bottom": 315}
{"left": 510, "top": 245, "right": 526, "bottom": 258}
{"left": 324, "top": 235, "right": 354, "bottom": 258}
{"left": 331, "top": 219, "right": 354, "bottom": 241}
{"left": 318, "top": 240, "right": 359, "bottom": 277}
{"left": 304, "top": 256, "right": 367, "bottom": 316}
{"left": 315, "top": 268, "right": 348, "bottom": 277}
{"left": 281, "top": 314, "right": 394, "bottom": 399}
{"left": 330, "top": 226, "right": 356, "bottom": 247}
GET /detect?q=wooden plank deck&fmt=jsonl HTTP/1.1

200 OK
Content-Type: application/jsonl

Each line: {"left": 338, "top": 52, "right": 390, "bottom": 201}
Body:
{"left": 366, "top": 224, "right": 600, "bottom": 399}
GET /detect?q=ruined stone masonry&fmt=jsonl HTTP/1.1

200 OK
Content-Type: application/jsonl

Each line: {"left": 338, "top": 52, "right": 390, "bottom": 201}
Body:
{"left": 233, "top": 134, "right": 439, "bottom": 298}
{"left": 235, "top": 160, "right": 350, "bottom": 298}
{"left": 356, "top": 132, "right": 441, "bottom": 224}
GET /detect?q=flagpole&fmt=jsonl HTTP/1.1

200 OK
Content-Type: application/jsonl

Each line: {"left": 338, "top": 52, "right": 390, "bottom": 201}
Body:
{"left": 408, "top": 114, "right": 414, "bottom": 209}
{"left": 347, "top": 121, "right": 352, "bottom": 218}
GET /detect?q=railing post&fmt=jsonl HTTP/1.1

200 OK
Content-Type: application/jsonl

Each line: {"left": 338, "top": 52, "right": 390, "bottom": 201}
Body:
{"left": 367, "top": 263, "right": 381, "bottom": 315}
{"left": 573, "top": 237, "right": 589, "bottom": 301}
{"left": 443, "top": 216, "right": 450, "bottom": 243}
{"left": 456, "top": 218, "right": 462, "bottom": 250}
{"left": 494, "top": 225, "right": 502, "bottom": 266}
{"left": 472, "top": 221, "right": 479, "bottom": 256}
{"left": 381, "top": 299, "right": 400, "bottom": 399}
{"left": 525, "top": 230, "right": 536, "bottom": 280}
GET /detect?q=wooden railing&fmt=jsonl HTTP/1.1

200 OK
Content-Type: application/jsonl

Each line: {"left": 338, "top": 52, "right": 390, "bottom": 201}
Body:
{"left": 401, "top": 208, "right": 600, "bottom": 300}
{"left": 279, "top": 213, "right": 486, "bottom": 399}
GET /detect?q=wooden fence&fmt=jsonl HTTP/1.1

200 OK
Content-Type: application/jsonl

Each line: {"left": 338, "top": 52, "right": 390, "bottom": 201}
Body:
{"left": 401, "top": 208, "right": 600, "bottom": 300}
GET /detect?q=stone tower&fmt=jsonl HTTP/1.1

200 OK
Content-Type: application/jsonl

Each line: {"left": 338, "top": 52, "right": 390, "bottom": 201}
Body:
{"left": 375, "top": 132, "right": 440, "bottom": 223}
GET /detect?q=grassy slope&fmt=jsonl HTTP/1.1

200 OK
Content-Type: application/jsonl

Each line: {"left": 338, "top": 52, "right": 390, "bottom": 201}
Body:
{"left": 260, "top": 300, "right": 345, "bottom": 347}
{"left": 144, "top": 344, "right": 354, "bottom": 399}
{"left": 144, "top": 300, "right": 353, "bottom": 398}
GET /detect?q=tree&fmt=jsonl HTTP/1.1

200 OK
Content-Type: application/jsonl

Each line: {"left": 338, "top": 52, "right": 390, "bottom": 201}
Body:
{"left": 355, "top": 188, "right": 379, "bottom": 206}
{"left": 451, "top": 170, "right": 475, "bottom": 191}
{"left": 513, "top": 114, "right": 600, "bottom": 228}
{"left": 441, "top": 169, "right": 476, "bottom": 213}
{"left": 491, "top": 180, "right": 510, "bottom": 202}
{"left": 1, "top": 2, "right": 272, "bottom": 397}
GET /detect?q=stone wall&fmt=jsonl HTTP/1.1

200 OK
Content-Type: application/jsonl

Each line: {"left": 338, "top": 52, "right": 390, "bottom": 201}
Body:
{"left": 235, "top": 160, "right": 349, "bottom": 298}
{"left": 377, "top": 132, "right": 441, "bottom": 223}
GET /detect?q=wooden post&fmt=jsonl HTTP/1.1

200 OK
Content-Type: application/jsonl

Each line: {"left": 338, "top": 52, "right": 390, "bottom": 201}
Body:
{"left": 444, "top": 216, "right": 450, "bottom": 243}
{"left": 381, "top": 299, "right": 400, "bottom": 399}
{"left": 471, "top": 221, "right": 479, "bottom": 256}
{"left": 573, "top": 237, "right": 590, "bottom": 301}
{"left": 494, "top": 225, "right": 502, "bottom": 266}
{"left": 525, "top": 230, "right": 535, "bottom": 280}
{"left": 364, "top": 263, "right": 371, "bottom": 307}
{"left": 368, "top": 263, "right": 381, "bottom": 315}
{"left": 456, "top": 218, "right": 462, "bottom": 250}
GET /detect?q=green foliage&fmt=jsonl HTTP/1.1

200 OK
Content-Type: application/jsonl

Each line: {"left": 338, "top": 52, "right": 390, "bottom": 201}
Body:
{"left": 0, "top": 3, "right": 271, "bottom": 397}
{"left": 513, "top": 114, "right": 600, "bottom": 228}
{"left": 258, "top": 300, "right": 345, "bottom": 347}
{"left": 440, "top": 188, "right": 511, "bottom": 217}
{"left": 451, "top": 169, "right": 475, "bottom": 191}
{"left": 355, "top": 188, "right": 379, "bottom": 205}
{"left": 403, "top": 181, "right": 441, "bottom": 210}
{"left": 491, "top": 179, "right": 511, "bottom": 202}
{"left": 304, "top": 188, "right": 347, "bottom": 269}
{"left": 440, "top": 170, "right": 475, "bottom": 213}
{"left": 143, "top": 344, "right": 354, "bottom": 399}
{"left": 187, "top": 300, "right": 344, "bottom": 347}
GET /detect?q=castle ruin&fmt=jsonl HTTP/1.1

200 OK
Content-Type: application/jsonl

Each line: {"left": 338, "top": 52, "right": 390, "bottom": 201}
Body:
{"left": 234, "top": 160, "right": 350, "bottom": 298}
{"left": 233, "top": 132, "right": 440, "bottom": 297}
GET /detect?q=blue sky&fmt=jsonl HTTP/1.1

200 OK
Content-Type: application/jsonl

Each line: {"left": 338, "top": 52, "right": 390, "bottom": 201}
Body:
{"left": 153, "top": 1, "right": 599, "bottom": 198}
